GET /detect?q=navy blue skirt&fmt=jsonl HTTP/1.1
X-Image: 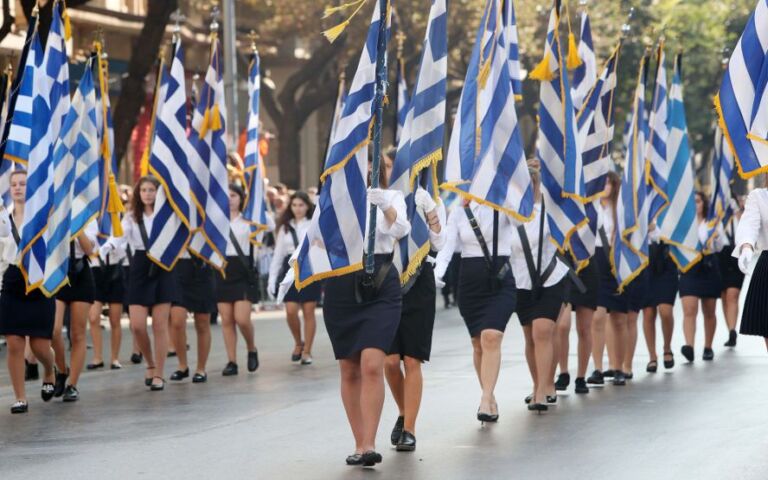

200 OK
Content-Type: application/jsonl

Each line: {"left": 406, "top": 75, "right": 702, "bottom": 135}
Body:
{"left": 643, "top": 243, "right": 679, "bottom": 307}
{"left": 595, "top": 247, "right": 628, "bottom": 313}
{"left": 624, "top": 268, "right": 650, "bottom": 312}
{"left": 388, "top": 262, "right": 436, "bottom": 361}
{"left": 175, "top": 258, "right": 216, "bottom": 313}
{"left": 0, "top": 265, "right": 55, "bottom": 339}
{"left": 741, "top": 251, "right": 768, "bottom": 337}
{"left": 679, "top": 254, "right": 722, "bottom": 299}
{"left": 56, "top": 259, "right": 96, "bottom": 304}
{"left": 92, "top": 264, "right": 126, "bottom": 304}
{"left": 567, "top": 258, "right": 599, "bottom": 310}
{"left": 323, "top": 255, "right": 401, "bottom": 359}
{"left": 127, "top": 250, "right": 179, "bottom": 307}
{"left": 457, "top": 257, "right": 516, "bottom": 337}
{"left": 215, "top": 256, "right": 259, "bottom": 304}
{"left": 719, "top": 246, "right": 745, "bottom": 290}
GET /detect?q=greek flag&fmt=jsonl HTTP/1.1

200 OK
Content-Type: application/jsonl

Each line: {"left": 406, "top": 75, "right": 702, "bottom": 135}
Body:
{"left": 572, "top": 43, "right": 621, "bottom": 267}
{"left": 19, "top": 3, "right": 70, "bottom": 291}
{"left": 243, "top": 50, "right": 269, "bottom": 240}
{"left": 502, "top": 0, "right": 523, "bottom": 100}
{"left": 396, "top": 55, "right": 409, "bottom": 144}
{"left": 612, "top": 56, "right": 650, "bottom": 291}
{"left": 571, "top": 10, "right": 596, "bottom": 112}
{"left": 294, "top": 0, "right": 391, "bottom": 289}
{"left": 188, "top": 38, "right": 230, "bottom": 272}
{"left": 533, "top": 3, "right": 589, "bottom": 262}
{"left": 646, "top": 42, "right": 670, "bottom": 223}
{"left": 0, "top": 73, "right": 13, "bottom": 206}
{"left": 658, "top": 55, "right": 701, "bottom": 272}
{"left": 324, "top": 75, "right": 347, "bottom": 166}
{"left": 391, "top": 0, "right": 447, "bottom": 285}
{"left": 2, "top": 20, "right": 38, "bottom": 167}
{"left": 709, "top": 127, "right": 736, "bottom": 234}
{"left": 42, "top": 62, "right": 98, "bottom": 296}
{"left": 147, "top": 42, "right": 195, "bottom": 270}
{"left": 716, "top": 0, "right": 768, "bottom": 179}
{"left": 442, "top": 0, "right": 533, "bottom": 221}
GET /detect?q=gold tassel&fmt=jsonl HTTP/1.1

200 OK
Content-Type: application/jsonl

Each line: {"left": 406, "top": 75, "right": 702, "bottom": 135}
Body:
{"left": 321, "top": 0, "right": 370, "bottom": 43}
{"left": 139, "top": 148, "right": 149, "bottom": 177}
{"left": 566, "top": 32, "right": 582, "bottom": 70}
{"left": 106, "top": 173, "right": 125, "bottom": 236}
{"left": 323, "top": 0, "right": 367, "bottom": 18}
{"left": 63, "top": 4, "right": 72, "bottom": 41}
{"left": 198, "top": 108, "right": 211, "bottom": 139}
{"left": 322, "top": 21, "right": 350, "bottom": 43}
{"left": 529, "top": 52, "right": 555, "bottom": 81}
{"left": 210, "top": 104, "right": 222, "bottom": 131}
{"left": 478, "top": 58, "right": 491, "bottom": 90}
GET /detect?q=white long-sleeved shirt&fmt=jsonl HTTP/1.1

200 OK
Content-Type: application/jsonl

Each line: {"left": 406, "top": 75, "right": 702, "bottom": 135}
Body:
{"left": 363, "top": 189, "right": 411, "bottom": 254}
{"left": 226, "top": 214, "right": 254, "bottom": 257}
{"left": 734, "top": 188, "right": 768, "bottom": 257}
{"left": 594, "top": 202, "right": 615, "bottom": 248}
{"left": 698, "top": 220, "right": 724, "bottom": 254}
{"left": 425, "top": 200, "right": 448, "bottom": 253}
{"left": 0, "top": 208, "right": 19, "bottom": 262}
{"left": 71, "top": 220, "right": 99, "bottom": 259}
{"left": 111, "top": 211, "right": 155, "bottom": 252}
{"left": 511, "top": 203, "right": 568, "bottom": 290}
{"left": 268, "top": 217, "right": 311, "bottom": 289}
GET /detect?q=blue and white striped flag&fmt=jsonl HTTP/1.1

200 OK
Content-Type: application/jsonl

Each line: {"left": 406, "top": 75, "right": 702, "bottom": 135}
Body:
{"left": 294, "top": 0, "right": 391, "bottom": 289}
{"left": 188, "top": 37, "right": 230, "bottom": 273}
{"left": 613, "top": 56, "right": 650, "bottom": 291}
{"left": 396, "top": 54, "right": 409, "bottom": 145}
{"left": 716, "top": 0, "right": 768, "bottom": 179}
{"left": 532, "top": 2, "right": 589, "bottom": 262}
{"left": 646, "top": 42, "right": 670, "bottom": 223}
{"left": 391, "top": 0, "right": 447, "bottom": 284}
{"left": 147, "top": 42, "right": 195, "bottom": 270}
{"left": 711, "top": 126, "right": 736, "bottom": 231}
{"left": 502, "top": 0, "right": 523, "bottom": 100}
{"left": 442, "top": 0, "right": 533, "bottom": 221}
{"left": 42, "top": 61, "right": 98, "bottom": 296}
{"left": 3, "top": 22, "right": 38, "bottom": 167}
{"left": 243, "top": 50, "right": 269, "bottom": 240}
{"left": 324, "top": 74, "right": 347, "bottom": 167}
{"left": 19, "top": 3, "right": 70, "bottom": 292}
{"left": 659, "top": 55, "right": 701, "bottom": 272}
{"left": 571, "top": 9, "right": 596, "bottom": 112}
{"left": 0, "top": 73, "right": 14, "bottom": 206}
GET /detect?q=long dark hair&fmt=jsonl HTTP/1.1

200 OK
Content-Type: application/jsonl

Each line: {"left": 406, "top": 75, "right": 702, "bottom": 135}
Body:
{"left": 277, "top": 191, "right": 314, "bottom": 234}
{"left": 131, "top": 175, "right": 160, "bottom": 223}
{"left": 695, "top": 191, "right": 709, "bottom": 219}
{"left": 229, "top": 183, "right": 245, "bottom": 212}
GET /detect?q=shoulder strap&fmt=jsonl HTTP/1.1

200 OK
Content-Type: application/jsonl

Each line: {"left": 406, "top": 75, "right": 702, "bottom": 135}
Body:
{"left": 598, "top": 226, "right": 612, "bottom": 262}
{"left": 137, "top": 218, "right": 151, "bottom": 251}
{"left": 464, "top": 206, "right": 493, "bottom": 269}
{"left": 492, "top": 210, "right": 499, "bottom": 264}
{"left": 70, "top": 240, "right": 76, "bottom": 261}
{"left": 517, "top": 203, "right": 546, "bottom": 291}
{"left": 126, "top": 245, "right": 133, "bottom": 264}
{"left": 230, "top": 229, "right": 252, "bottom": 269}
{"left": 287, "top": 225, "right": 299, "bottom": 248}
{"left": 8, "top": 214, "right": 20, "bottom": 246}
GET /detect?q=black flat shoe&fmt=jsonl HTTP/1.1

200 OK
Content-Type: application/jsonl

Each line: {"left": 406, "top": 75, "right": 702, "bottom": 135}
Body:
{"left": 150, "top": 377, "right": 165, "bottom": 391}
{"left": 145, "top": 366, "right": 156, "bottom": 386}
{"left": 603, "top": 369, "right": 616, "bottom": 378}
{"left": 222, "top": 362, "right": 239, "bottom": 376}
{"left": 612, "top": 371, "right": 626, "bottom": 386}
{"left": 62, "top": 385, "right": 79, "bottom": 402}
{"left": 681, "top": 345, "right": 694, "bottom": 362}
{"left": 646, "top": 360, "right": 658, "bottom": 373}
{"left": 86, "top": 362, "right": 104, "bottom": 370}
{"left": 396, "top": 431, "right": 416, "bottom": 452}
{"left": 390, "top": 416, "right": 404, "bottom": 445}
{"left": 664, "top": 351, "right": 675, "bottom": 369}
{"left": 247, "top": 350, "right": 259, "bottom": 372}
{"left": 110, "top": 362, "right": 122, "bottom": 370}
{"left": 167, "top": 351, "right": 177, "bottom": 358}
{"left": 291, "top": 342, "right": 304, "bottom": 362}
{"left": 170, "top": 368, "right": 189, "bottom": 381}
{"left": 554, "top": 372, "right": 570, "bottom": 391}
{"left": 625, "top": 372, "right": 634, "bottom": 380}
{"left": 10, "top": 401, "right": 28, "bottom": 414}
{"left": 130, "top": 352, "right": 143, "bottom": 365}
{"left": 300, "top": 355, "right": 313, "bottom": 365}
{"left": 528, "top": 403, "right": 548, "bottom": 414}
{"left": 25, "top": 361, "right": 39, "bottom": 381}
{"left": 724, "top": 329, "right": 737, "bottom": 347}
{"left": 524, "top": 394, "right": 533, "bottom": 404}
{"left": 41, "top": 382, "right": 55, "bottom": 402}
{"left": 345, "top": 454, "right": 363, "bottom": 466}
{"left": 703, "top": 348, "right": 714, "bottom": 361}
{"left": 192, "top": 372, "right": 208, "bottom": 383}
{"left": 360, "top": 451, "right": 382, "bottom": 467}
{"left": 574, "top": 377, "right": 589, "bottom": 394}
{"left": 587, "top": 370, "right": 604, "bottom": 385}
{"left": 546, "top": 395, "right": 557, "bottom": 405}
{"left": 53, "top": 370, "right": 68, "bottom": 397}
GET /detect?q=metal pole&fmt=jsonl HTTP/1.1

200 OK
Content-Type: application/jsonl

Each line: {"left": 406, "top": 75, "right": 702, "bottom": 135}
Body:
{"left": 221, "top": 0, "right": 239, "bottom": 145}
{"left": 364, "top": 0, "right": 389, "bottom": 276}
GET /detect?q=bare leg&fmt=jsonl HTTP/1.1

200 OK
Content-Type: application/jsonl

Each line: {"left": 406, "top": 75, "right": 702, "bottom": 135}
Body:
{"left": 470, "top": 336, "right": 482, "bottom": 384}
{"left": 402, "top": 356, "right": 423, "bottom": 434}
{"left": 67, "top": 302, "right": 91, "bottom": 387}
{"left": 384, "top": 354, "right": 405, "bottom": 415}
{"left": 478, "top": 329, "right": 503, "bottom": 412}
{"left": 193, "top": 313, "right": 211, "bottom": 374}
{"left": 6, "top": 335, "right": 27, "bottom": 402}
{"left": 532, "top": 319, "right": 555, "bottom": 404}
{"left": 723, "top": 288, "right": 740, "bottom": 332}
{"left": 575, "top": 307, "right": 594, "bottom": 378}
{"left": 591, "top": 307, "right": 607, "bottom": 371}
{"left": 285, "top": 302, "right": 302, "bottom": 355}
{"left": 52, "top": 300, "right": 68, "bottom": 373}
{"left": 170, "top": 306, "right": 189, "bottom": 371}
{"left": 681, "top": 296, "right": 699, "bottom": 347}
{"left": 234, "top": 300, "right": 255, "bottom": 352}
{"left": 29, "top": 337, "right": 55, "bottom": 383}
{"left": 642, "top": 306, "right": 658, "bottom": 363}
{"left": 129, "top": 305, "right": 154, "bottom": 379}
{"left": 523, "top": 325, "right": 537, "bottom": 394}
{"left": 608, "top": 312, "right": 627, "bottom": 372}
{"left": 301, "top": 302, "right": 318, "bottom": 359}
{"left": 339, "top": 356, "right": 364, "bottom": 453}
{"left": 659, "top": 304, "right": 675, "bottom": 357}
{"left": 89, "top": 301, "right": 105, "bottom": 364}
{"left": 359, "top": 348, "right": 386, "bottom": 452}
{"left": 624, "top": 310, "right": 639, "bottom": 375}
{"left": 702, "top": 298, "right": 717, "bottom": 349}
{"left": 556, "top": 304, "right": 572, "bottom": 375}
{"left": 150, "top": 303, "right": 171, "bottom": 385}
{"left": 606, "top": 315, "right": 617, "bottom": 370}
{"left": 218, "top": 303, "right": 237, "bottom": 363}
{"left": 107, "top": 303, "right": 123, "bottom": 364}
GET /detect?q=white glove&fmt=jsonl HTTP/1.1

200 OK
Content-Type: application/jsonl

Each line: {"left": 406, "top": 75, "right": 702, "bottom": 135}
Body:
{"left": 738, "top": 245, "right": 754, "bottom": 274}
{"left": 98, "top": 243, "right": 114, "bottom": 260}
{"left": 414, "top": 187, "right": 437, "bottom": 214}
{"left": 267, "top": 280, "right": 277, "bottom": 300}
{"left": 367, "top": 188, "right": 391, "bottom": 211}
{"left": 434, "top": 269, "right": 446, "bottom": 289}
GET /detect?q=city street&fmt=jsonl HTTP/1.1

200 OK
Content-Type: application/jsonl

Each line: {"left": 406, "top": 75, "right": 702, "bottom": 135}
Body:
{"left": 1, "top": 300, "right": 766, "bottom": 480}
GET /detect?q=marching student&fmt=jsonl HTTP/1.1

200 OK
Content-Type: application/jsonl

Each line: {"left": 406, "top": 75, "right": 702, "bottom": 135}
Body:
{"left": 268, "top": 191, "right": 319, "bottom": 365}
{"left": 679, "top": 192, "right": 723, "bottom": 362}
{"left": 51, "top": 219, "right": 98, "bottom": 402}
{"left": 215, "top": 184, "right": 260, "bottom": 376}
{"left": 385, "top": 186, "right": 446, "bottom": 451}
{"left": 0, "top": 170, "right": 57, "bottom": 413}
{"left": 641, "top": 225, "right": 678, "bottom": 372}
{"left": 106, "top": 175, "right": 178, "bottom": 391}
{"left": 435, "top": 195, "right": 517, "bottom": 422}
{"left": 321, "top": 157, "right": 409, "bottom": 467}
{"left": 733, "top": 187, "right": 768, "bottom": 350}
{"left": 720, "top": 202, "right": 745, "bottom": 347}
{"left": 88, "top": 236, "right": 127, "bottom": 371}
{"left": 169, "top": 250, "right": 214, "bottom": 383}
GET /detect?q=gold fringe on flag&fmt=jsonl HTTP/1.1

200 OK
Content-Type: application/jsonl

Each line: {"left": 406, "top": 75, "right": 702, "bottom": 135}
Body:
{"left": 529, "top": 52, "right": 554, "bottom": 81}
{"left": 322, "top": 0, "right": 369, "bottom": 43}
{"left": 210, "top": 104, "right": 222, "bottom": 131}
{"left": 198, "top": 108, "right": 211, "bottom": 139}
{"left": 566, "top": 32, "right": 582, "bottom": 70}
{"left": 107, "top": 173, "right": 125, "bottom": 237}
{"left": 323, "top": 0, "right": 367, "bottom": 19}
{"left": 62, "top": 1, "right": 72, "bottom": 41}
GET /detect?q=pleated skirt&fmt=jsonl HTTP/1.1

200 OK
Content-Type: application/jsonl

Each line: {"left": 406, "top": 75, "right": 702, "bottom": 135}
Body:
{"left": 388, "top": 262, "right": 436, "bottom": 361}
{"left": 0, "top": 266, "right": 55, "bottom": 339}
{"left": 457, "top": 257, "right": 516, "bottom": 338}
{"left": 740, "top": 251, "right": 768, "bottom": 338}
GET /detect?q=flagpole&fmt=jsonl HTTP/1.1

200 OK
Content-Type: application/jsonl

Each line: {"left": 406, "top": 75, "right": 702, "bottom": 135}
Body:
{"left": 364, "top": 0, "right": 389, "bottom": 276}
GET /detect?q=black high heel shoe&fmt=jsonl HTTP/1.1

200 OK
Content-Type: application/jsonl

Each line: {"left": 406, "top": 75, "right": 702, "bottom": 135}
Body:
{"left": 360, "top": 451, "right": 382, "bottom": 467}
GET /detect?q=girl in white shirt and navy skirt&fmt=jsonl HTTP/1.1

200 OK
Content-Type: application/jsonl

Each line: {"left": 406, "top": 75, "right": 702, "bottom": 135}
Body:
{"left": 88, "top": 236, "right": 127, "bottom": 371}
{"left": 0, "top": 170, "right": 56, "bottom": 413}
{"left": 215, "top": 184, "right": 259, "bottom": 376}
{"left": 719, "top": 213, "right": 745, "bottom": 347}
{"left": 268, "top": 191, "right": 319, "bottom": 365}
{"left": 107, "top": 176, "right": 179, "bottom": 391}
{"left": 323, "top": 160, "right": 410, "bottom": 468}
{"left": 679, "top": 192, "right": 723, "bottom": 362}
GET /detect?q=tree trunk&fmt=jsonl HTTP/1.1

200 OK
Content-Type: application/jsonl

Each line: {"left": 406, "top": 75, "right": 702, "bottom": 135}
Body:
{"left": 276, "top": 120, "right": 302, "bottom": 189}
{"left": 113, "top": 0, "right": 177, "bottom": 168}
